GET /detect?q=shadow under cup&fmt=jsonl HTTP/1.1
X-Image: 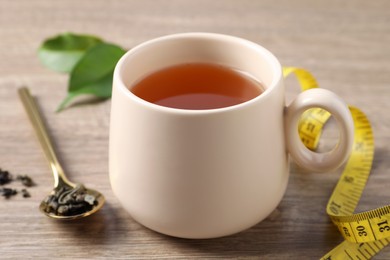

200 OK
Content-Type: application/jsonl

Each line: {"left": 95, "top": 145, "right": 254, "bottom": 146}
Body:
{"left": 109, "top": 33, "right": 288, "bottom": 239}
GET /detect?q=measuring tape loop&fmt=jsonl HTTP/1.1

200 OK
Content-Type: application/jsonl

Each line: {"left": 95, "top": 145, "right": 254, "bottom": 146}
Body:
{"left": 283, "top": 67, "right": 389, "bottom": 259}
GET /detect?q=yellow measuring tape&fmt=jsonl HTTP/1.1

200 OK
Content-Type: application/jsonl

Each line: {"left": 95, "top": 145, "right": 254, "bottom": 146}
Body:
{"left": 283, "top": 67, "right": 390, "bottom": 259}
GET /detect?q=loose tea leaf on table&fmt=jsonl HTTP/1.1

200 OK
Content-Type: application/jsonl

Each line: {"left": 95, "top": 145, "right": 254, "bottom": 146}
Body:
{"left": 0, "top": 169, "right": 12, "bottom": 185}
{"left": 21, "top": 189, "right": 31, "bottom": 198}
{"left": 0, "top": 188, "right": 17, "bottom": 199}
{"left": 16, "top": 175, "right": 35, "bottom": 187}
{"left": 0, "top": 168, "right": 35, "bottom": 199}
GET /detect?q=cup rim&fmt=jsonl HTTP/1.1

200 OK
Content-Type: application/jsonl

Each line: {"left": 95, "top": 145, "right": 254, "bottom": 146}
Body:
{"left": 114, "top": 32, "right": 283, "bottom": 114}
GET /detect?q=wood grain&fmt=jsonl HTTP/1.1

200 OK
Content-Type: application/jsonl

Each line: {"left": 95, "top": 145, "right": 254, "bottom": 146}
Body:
{"left": 1, "top": 0, "right": 389, "bottom": 259}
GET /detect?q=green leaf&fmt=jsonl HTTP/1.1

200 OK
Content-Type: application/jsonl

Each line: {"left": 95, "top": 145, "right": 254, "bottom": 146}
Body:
{"left": 38, "top": 32, "right": 103, "bottom": 73}
{"left": 56, "top": 43, "right": 126, "bottom": 112}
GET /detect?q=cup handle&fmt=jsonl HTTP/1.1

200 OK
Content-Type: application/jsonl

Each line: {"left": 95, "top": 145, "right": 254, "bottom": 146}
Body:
{"left": 285, "top": 88, "right": 354, "bottom": 172}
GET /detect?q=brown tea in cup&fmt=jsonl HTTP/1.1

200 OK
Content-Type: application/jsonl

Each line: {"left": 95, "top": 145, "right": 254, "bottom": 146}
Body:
{"left": 130, "top": 62, "right": 264, "bottom": 110}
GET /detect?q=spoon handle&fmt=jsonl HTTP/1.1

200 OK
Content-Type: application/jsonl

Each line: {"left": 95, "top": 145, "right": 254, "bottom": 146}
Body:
{"left": 18, "top": 87, "right": 72, "bottom": 187}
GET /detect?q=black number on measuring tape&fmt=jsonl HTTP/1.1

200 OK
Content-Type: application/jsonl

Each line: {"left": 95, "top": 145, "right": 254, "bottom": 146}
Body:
{"left": 342, "top": 227, "right": 351, "bottom": 237}
{"left": 356, "top": 225, "right": 368, "bottom": 236}
{"left": 343, "top": 176, "right": 354, "bottom": 183}
{"left": 377, "top": 220, "right": 390, "bottom": 232}
{"left": 329, "top": 201, "right": 341, "bottom": 215}
{"left": 355, "top": 142, "right": 364, "bottom": 151}
{"left": 306, "top": 122, "right": 316, "bottom": 132}
{"left": 300, "top": 138, "right": 311, "bottom": 147}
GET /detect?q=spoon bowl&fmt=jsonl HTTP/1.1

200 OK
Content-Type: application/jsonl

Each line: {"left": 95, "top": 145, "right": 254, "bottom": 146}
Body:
{"left": 19, "top": 87, "right": 105, "bottom": 220}
{"left": 39, "top": 186, "right": 105, "bottom": 220}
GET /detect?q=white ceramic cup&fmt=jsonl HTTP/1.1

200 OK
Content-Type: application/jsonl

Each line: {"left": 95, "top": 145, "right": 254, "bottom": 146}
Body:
{"left": 109, "top": 33, "right": 354, "bottom": 239}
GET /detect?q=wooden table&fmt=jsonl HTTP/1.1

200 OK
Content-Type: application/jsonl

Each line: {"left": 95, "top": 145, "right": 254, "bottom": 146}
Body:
{"left": 1, "top": 0, "right": 389, "bottom": 259}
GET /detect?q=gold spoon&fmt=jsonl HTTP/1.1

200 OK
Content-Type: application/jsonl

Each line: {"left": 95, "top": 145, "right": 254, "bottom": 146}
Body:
{"left": 18, "top": 87, "right": 105, "bottom": 220}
